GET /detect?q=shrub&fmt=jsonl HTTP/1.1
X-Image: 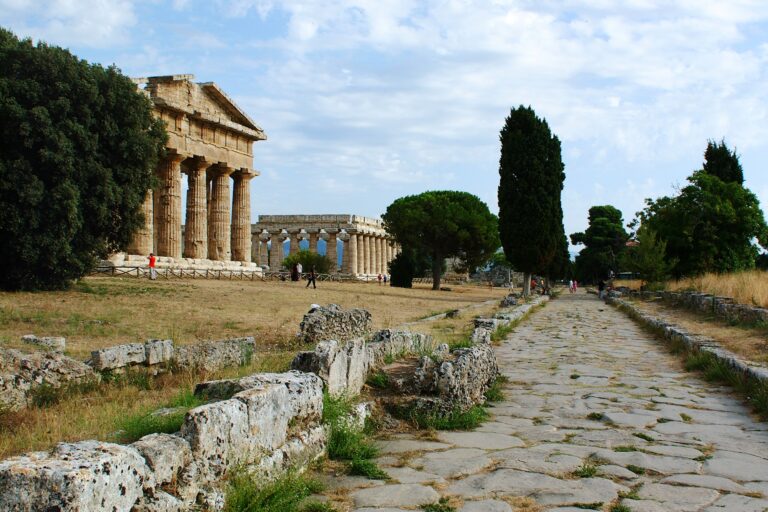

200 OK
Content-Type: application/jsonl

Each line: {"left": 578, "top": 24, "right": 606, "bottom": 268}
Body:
{"left": 404, "top": 405, "right": 488, "bottom": 430}
{"left": 224, "top": 470, "right": 324, "bottom": 512}
{"left": 282, "top": 250, "right": 332, "bottom": 274}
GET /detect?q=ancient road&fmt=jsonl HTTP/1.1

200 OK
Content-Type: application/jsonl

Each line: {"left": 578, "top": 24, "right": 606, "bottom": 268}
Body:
{"left": 330, "top": 292, "right": 768, "bottom": 511}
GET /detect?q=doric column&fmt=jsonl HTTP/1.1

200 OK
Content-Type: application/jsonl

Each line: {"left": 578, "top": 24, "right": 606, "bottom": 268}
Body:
{"left": 156, "top": 153, "right": 184, "bottom": 258}
{"left": 345, "top": 232, "right": 358, "bottom": 274}
{"left": 259, "top": 230, "right": 271, "bottom": 267}
{"left": 357, "top": 234, "right": 366, "bottom": 274}
{"left": 128, "top": 189, "right": 153, "bottom": 255}
{"left": 376, "top": 237, "right": 384, "bottom": 274}
{"left": 308, "top": 232, "right": 319, "bottom": 253}
{"left": 269, "top": 233, "right": 283, "bottom": 269}
{"left": 289, "top": 231, "right": 300, "bottom": 255}
{"left": 326, "top": 232, "right": 338, "bottom": 272}
{"left": 207, "top": 165, "right": 234, "bottom": 261}
{"left": 183, "top": 158, "right": 209, "bottom": 259}
{"left": 231, "top": 169, "right": 257, "bottom": 262}
{"left": 366, "top": 235, "right": 374, "bottom": 275}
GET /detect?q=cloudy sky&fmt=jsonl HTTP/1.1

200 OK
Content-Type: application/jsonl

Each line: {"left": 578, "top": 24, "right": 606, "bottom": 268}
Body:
{"left": 2, "top": 0, "right": 767, "bottom": 254}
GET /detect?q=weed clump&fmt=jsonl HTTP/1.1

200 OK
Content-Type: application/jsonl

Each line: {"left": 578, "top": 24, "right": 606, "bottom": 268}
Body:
{"left": 224, "top": 470, "right": 325, "bottom": 512}
{"left": 404, "top": 405, "right": 488, "bottom": 430}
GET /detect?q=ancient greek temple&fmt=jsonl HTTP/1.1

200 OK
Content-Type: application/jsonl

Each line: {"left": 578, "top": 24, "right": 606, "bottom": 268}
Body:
{"left": 123, "top": 74, "right": 265, "bottom": 268}
{"left": 252, "top": 215, "right": 399, "bottom": 276}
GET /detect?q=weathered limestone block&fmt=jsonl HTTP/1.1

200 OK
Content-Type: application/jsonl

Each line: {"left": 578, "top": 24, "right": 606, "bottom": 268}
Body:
{"left": 21, "top": 334, "right": 66, "bottom": 352}
{"left": 173, "top": 337, "right": 255, "bottom": 372}
{"left": 91, "top": 342, "right": 146, "bottom": 371}
{"left": 181, "top": 384, "right": 290, "bottom": 484}
{"left": 500, "top": 294, "right": 518, "bottom": 307}
{"left": 145, "top": 339, "right": 174, "bottom": 366}
{"left": 292, "top": 338, "right": 367, "bottom": 396}
{"left": 474, "top": 318, "right": 500, "bottom": 331}
{"left": 298, "top": 303, "right": 372, "bottom": 344}
{"left": 0, "top": 347, "right": 97, "bottom": 411}
{"left": 0, "top": 441, "right": 153, "bottom": 511}
{"left": 366, "top": 329, "right": 435, "bottom": 368}
{"left": 470, "top": 327, "right": 492, "bottom": 345}
{"left": 435, "top": 344, "right": 499, "bottom": 410}
{"left": 251, "top": 424, "right": 327, "bottom": 481}
{"left": 132, "top": 491, "right": 186, "bottom": 512}
{"left": 194, "top": 370, "right": 323, "bottom": 426}
{"left": 132, "top": 433, "right": 191, "bottom": 487}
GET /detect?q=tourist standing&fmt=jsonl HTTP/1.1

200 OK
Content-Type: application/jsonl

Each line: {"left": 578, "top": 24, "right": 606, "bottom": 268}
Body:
{"left": 377, "top": 273, "right": 383, "bottom": 285}
{"left": 598, "top": 279, "right": 606, "bottom": 299}
{"left": 148, "top": 253, "right": 157, "bottom": 280}
{"left": 306, "top": 266, "right": 317, "bottom": 289}
{"left": 568, "top": 279, "right": 574, "bottom": 293}
{"left": 296, "top": 261, "right": 303, "bottom": 277}
{"left": 291, "top": 263, "right": 299, "bottom": 282}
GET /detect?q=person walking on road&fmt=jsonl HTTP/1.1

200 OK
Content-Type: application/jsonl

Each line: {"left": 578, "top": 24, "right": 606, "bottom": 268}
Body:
{"left": 306, "top": 266, "right": 317, "bottom": 289}
{"left": 598, "top": 279, "right": 606, "bottom": 299}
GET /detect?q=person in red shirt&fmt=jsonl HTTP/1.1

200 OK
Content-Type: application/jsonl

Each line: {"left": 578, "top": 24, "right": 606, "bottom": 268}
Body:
{"left": 148, "top": 253, "right": 157, "bottom": 280}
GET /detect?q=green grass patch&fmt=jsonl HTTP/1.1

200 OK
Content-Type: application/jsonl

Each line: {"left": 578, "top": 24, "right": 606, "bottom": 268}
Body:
{"left": 610, "top": 505, "right": 632, "bottom": 512}
{"left": 114, "top": 388, "right": 204, "bottom": 443}
{"left": 632, "top": 432, "right": 655, "bottom": 442}
{"left": 570, "top": 374, "right": 580, "bottom": 379}
{"left": 404, "top": 405, "right": 489, "bottom": 430}
{"left": 448, "top": 337, "right": 473, "bottom": 350}
{"left": 28, "top": 377, "right": 101, "bottom": 408}
{"left": 224, "top": 470, "right": 324, "bottom": 512}
{"left": 322, "top": 394, "right": 387, "bottom": 480}
{"left": 300, "top": 503, "right": 337, "bottom": 512}
{"left": 613, "top": 446, "right": 637, "bottom": 452}
{"left": 422, "top": 497, "right": 456, "bottom": 512}
{"left": 586, "top": 412, "right": 604, "bottom": 421}
{"left": 484, "top": 376, "right": 507, "bottom": 403}
{"left": 573, "top": 504, "right": 603, "bottom": 510}
{"left": 680, "top": 413, "right": 692, "bottom": 422}
{"left": 626, "top": 464, "right": 646, "bottom": 475}
{"left": 490, "top": 323, "right": 516, "bottom": 343}
{"left": 572, "top": 464, "right": 598, "bottom": 478}
{"left": 366, "top": 371, "right": 389, "bottom": 389}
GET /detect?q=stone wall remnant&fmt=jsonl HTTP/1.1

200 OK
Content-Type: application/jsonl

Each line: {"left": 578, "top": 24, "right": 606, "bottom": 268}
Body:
{"left": 298, "top": 304, "right": 373, "bottom": 344}
{"left": 631, "top": 290, "right": 768, "bottom": 325}
{"left": 0, "top": 347, "right": 97, "bottom": 412}
{"left": 21, "top": 334, "right": 66, "bottom": 352}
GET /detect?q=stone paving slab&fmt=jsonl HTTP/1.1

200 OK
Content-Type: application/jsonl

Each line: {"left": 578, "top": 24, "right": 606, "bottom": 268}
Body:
{"left": 327, "top": 293, "right": 768, "bottom": 511}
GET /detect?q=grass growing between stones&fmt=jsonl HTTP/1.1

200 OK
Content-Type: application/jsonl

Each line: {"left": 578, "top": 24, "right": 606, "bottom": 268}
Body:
{"left": 366, "top": 371, "right": 390, "bottom": 389}
{"left": 223, "top": 470, "right": 330, "bottom": 512}
{"left": 322, "top": 394, "right": 388, "bottom": 480}
{"left": 484, "top": 375, "right": 508, "bottom": 403}
{"left": 572, "top": 463, "right": 598, "bottom": 478}
{"left": 403, "top": 405, "right": 489, "bottom": 430}
{"left": 422, "top": 497, "right": 457, "bottom": 512}
{"left": 114, "top": 388, "right": 206, "bottom": 443}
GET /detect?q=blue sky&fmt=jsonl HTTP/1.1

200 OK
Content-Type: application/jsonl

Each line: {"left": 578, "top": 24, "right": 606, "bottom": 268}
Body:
{"left": 2, "top": 0, "right": 768, "bottom": 256}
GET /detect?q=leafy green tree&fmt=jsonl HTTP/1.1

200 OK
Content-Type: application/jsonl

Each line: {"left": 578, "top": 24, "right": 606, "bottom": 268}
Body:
{"left": 0, "top": 29, "right": 166, "bottom": 290}
{"left": 639, "top": 142, "right": 768, "bottom": 277}
{"left": 620, "top": 226, "right": 677, "bottom": 287}
{"left": 283, "top": 250, "right": 332, "bottom": 274}
{"left": 498, "top": 106, "right": 566, "bottom": 295}
{"left": 383, "top": 191, "right": 499, "bottom": 290}
{"left": 570, "top": 205, "right": 629, "bottom": 283}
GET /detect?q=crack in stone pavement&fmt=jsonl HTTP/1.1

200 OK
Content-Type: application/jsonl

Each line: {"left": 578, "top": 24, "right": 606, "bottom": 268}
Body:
{"left": 323, "top": 292, "right": 768, "bottom": 511}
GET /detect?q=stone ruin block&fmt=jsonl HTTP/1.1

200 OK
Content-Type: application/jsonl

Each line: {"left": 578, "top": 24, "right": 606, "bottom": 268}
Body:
{"left": 21, "top": 334, "right": 66, "bottom": 352}
{"left": 470, "top": 327, "right": 492, "bottom": 345}
{"left": 292, "top": 338, "right": 368, "bottom": 397}
{"left": 0, "top": 441, "right": 153, "bottom": 511}
{"left": 144, "top": 339, "right": 174, "bottom": 366}
{"left": 91, "top": 342, "right": 146, "bottom": 371}
{"left": 194, "top": 370, "right": 324, "bottom": 426}
{"left": 131, "top": 433, "right": 191, "bottom": 487}
{"left": 173, "top": 337, "right": 255, "bottom": 372}
{"left": 0, "top": 347, "right": 97, "bottom": 412}
{"left": 181, "top": 384, "right": 291, "bottom": 484}
{"left": 298, "top": 303, "right": 372, "bottom": 344}
{"left": 435, "top": 344, "right": 499, "bottom": 409}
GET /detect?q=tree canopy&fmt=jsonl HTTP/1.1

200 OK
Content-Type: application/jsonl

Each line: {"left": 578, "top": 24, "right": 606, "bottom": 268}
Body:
{"left": 637, "top": 141, "right": 767, "bottom": 277}
{"left": 570, "top": 205, "right": 629, "bottom": 283}
{"left": 0, "top": 29, "right": 166, "bottom": 290}
{"left": 382, "top": 190, "right": 499, "bottom": 290}
{"left": 498, "top": 105, "right": 566, "bottom": 293}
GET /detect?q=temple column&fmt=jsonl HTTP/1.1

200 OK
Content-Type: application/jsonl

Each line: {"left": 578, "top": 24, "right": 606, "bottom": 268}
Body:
{"left": 207, "top": 165, "right": 234, "bottom": 261}
{"left": 269, "top": 233, "right": 283, "bottom": 269}
{"left": 259, "top": 231, "right": 271, "bottom": 267}
{"left": 289, "top": 231, "right": 300, "bottom": 255}
{"left": 365, "top": 235, "right": 374, "bottom": 274}
{"left": 326, "top": 232, "right": 338, "bottom": 272}
{"left": 358, "top": 234, "right": 367, "bottom": 274}
{"left": 183, "top": 158, "right": 209, "bottom": 259}
{"left": 308, "top": 232, "right": 319, "bottom": 253}
{"left": 128, "top": 190, "right": 153, "bottom": 255}
{"left": 156, "top": 153, "right": 184, "bottom": 258}
{"left": 345, "top": 232, "right": 358, "bottom": 274}
{"left": 231, "top": 169, "right": 256, "bottom": 262}
{"left": 376, "top": 237, "right": 384, "bottom": 274}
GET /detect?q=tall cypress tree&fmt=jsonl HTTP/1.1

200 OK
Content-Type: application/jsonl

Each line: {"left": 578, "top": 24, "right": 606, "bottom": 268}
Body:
{"left": 498, "top": 106, "right": 566, "bottom": 295}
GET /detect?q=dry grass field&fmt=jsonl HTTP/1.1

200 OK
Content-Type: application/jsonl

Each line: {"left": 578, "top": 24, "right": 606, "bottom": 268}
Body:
{"left": 0, "top": 276, "right": 508, "bottom": 360}
{"left": 0, "top": 277, "right": 508, "bottom": 458}
{"left": 666, "top": 270, "right": 768, "bottom": 309}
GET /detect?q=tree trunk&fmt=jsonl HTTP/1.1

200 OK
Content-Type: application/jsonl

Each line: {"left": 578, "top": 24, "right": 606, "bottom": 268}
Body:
{"left": 523, "top": 271, "right": 531, "bottom": 296}
{"left": 432, "top": 251, "right": 441, "bottom": 290}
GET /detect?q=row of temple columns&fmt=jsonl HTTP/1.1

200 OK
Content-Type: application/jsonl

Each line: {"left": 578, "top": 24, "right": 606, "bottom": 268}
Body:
{"left": 129, "top": 153, "right": 257, "bottom": 262}
{"left": 256, "top": 230, "right": 400, "bottom": 275}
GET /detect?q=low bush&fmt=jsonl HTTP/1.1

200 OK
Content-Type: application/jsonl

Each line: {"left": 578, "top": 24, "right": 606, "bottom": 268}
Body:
{"left": 404, "top": 404, "right": 488, "bottom": 430}
{"left": 224, "top": 470, "right": 324, "bottom": 512}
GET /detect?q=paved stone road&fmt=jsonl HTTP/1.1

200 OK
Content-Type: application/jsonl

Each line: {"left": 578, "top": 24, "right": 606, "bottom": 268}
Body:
{"left": 326, "top": 292, "right": 768, "bottom": 511}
